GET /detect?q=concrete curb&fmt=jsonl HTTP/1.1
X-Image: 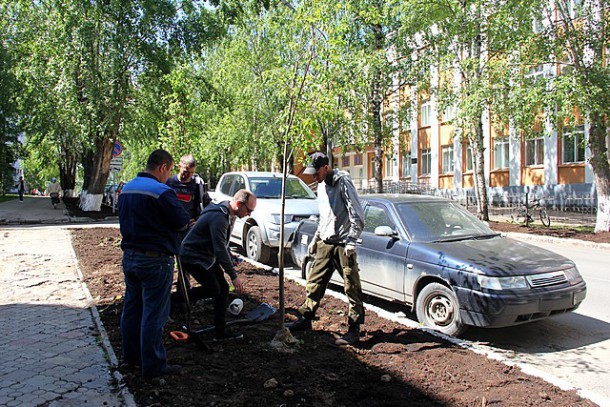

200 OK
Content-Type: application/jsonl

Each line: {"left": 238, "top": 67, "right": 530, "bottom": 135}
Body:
{"left": 66, "top": 229, "right": 137, "bottom": 407}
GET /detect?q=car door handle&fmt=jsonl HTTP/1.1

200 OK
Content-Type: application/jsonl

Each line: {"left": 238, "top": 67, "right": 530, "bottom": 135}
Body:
{"left": 407, "top": 263, "right": 414, "bottom": 269}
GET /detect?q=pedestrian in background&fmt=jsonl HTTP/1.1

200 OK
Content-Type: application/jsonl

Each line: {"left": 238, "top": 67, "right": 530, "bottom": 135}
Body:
{"left": 16, "top": 176, "right": 25, "bottom": 203}
{"left": 166, "top": 153, "right": 213, "bottom": 311}
{"left": 118, "top": 149, "right": 190, "bottom": 380}
{"left": 289, "top": 152, "right": 366, "bottom": 346}
{"left": 166, "top": 153, "right": 210, "bottom": 225}
{"left": 179, "top": 189, "right": 256, "bottom": 340}
{"left": 47, "top": 177, "right": 61, "bottom": 209}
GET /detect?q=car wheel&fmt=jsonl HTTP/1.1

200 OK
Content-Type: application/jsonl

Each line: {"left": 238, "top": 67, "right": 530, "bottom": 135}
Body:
{"left": 416, "top": 283, "right": 466, "bottom": 336}
{"left": 245, "top": 226, "right": 271, "bottom": 264}
{"left": 290, "top": 247, "right": 302, "bottom": 269}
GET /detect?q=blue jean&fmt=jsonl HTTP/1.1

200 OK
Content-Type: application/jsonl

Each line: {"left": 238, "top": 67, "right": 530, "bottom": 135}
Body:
{"left": 121, "top": 250, "right": 174, "bottom": 378}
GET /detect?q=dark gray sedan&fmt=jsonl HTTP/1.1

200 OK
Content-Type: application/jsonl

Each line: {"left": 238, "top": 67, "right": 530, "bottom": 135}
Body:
{"left": 291, "top": 195, "right": 587, "bottom": 336}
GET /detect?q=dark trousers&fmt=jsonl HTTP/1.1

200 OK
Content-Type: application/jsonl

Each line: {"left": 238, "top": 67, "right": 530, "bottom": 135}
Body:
{"left": 121, "top": 251, "right": 174, "bottom": 378}
{"left": 18, "top": 190, "right": 24, "bottom": 202}
{"left": 181, "top": 262, "right": 230, "bottom": 333}
{"left": 299, "top": 240, "right": 365, "bottom": 326}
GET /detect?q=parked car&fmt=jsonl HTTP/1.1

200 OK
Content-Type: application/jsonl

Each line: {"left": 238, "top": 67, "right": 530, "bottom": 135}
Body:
{"left": 214, "top": 171, "right": 319, "bottom": 263}
{"left": 291, "top": 194, "right": 587, "bottom": 336}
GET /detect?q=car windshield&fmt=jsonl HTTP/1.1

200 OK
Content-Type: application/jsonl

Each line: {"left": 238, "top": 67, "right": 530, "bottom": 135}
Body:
{"left": 250, "top": 177, "right": 316, "bottom": 199}
{"left": 395, "top": 201, "right": 497, "bottom": 242}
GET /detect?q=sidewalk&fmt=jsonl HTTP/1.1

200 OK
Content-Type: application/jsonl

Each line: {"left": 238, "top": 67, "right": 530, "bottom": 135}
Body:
{"left": 0, "top": 197, "right": 130, "bottom": 406}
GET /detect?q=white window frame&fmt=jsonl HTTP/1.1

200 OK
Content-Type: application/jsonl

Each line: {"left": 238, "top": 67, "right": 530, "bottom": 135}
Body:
{"left": 493, "top": 137, "right": 509, "bottom": 169}
{"left": 385, "top": 156, "right": 393, "bottom": 177}
{"left": 442, "top": 104, "right": 456, "bottom": 122}
{"left": 562, "top": 125, "right": 585, "bottom": 164}
{"left": 525, "top": 137, "right": 545, "bottom": 166}
{"left": 421, "top": 148, "right": 431, "bottom": 176}
{"left": 441, "top": 145, "right": 455, "bottom": 174}
{"left": 401, "top": 151, "right": 411, "bottom": 178}
{"left": 420, "top": 100, "right": 432, "bottom": 127}
{"left": 465, "top": 144, "right": 473, "bottom": 172}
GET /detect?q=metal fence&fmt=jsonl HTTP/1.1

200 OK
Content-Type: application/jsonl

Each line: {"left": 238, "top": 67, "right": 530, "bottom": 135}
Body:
{"left": 357, "top": 180, "right": 597, "bottom": 226}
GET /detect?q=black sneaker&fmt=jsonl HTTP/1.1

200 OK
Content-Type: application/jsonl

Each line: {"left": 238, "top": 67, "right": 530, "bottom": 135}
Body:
{"left": 287, "top": 317, "right": 312, "bottom": 332}
{"left": 213, "top": 329, "right": 244, "bottom": 341}
{"left": 335, "top": 326, "right": 360, "bottom": 346}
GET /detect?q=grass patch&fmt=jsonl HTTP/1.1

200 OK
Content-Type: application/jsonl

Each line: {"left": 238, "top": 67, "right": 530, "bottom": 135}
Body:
{"left": 0, "top": 195, "right": 17, "bottom": 203}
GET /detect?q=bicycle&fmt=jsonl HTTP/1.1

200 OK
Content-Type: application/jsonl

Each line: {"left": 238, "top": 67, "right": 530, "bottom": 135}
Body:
{"left": 511, "top": 198, "right": 551, "bottom": 227}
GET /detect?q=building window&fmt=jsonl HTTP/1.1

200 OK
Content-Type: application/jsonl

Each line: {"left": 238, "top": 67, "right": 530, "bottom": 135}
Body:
{"left": 525, "top": 137, "right": 544, "bottom": 166}
{"left": 442, "top": 104, "right": 456, "bottom": 122}
{"left": 465, "top": 144, "right": 473, "bottom": 172}
{"left": 420, "top": 100, "right": 432, "bottom": 127}
{"left": 369, "top": 156, "right": 377, "bottom": 178}
{"left": 568, "top": 0, "right": 582, "bottom": 18}
{"left": 562, "top": 125, "right": 585, "bottom": 164}
{"left": 401, "top": 151, "right": 411, "bottom": 178}
{"left": 354, "top": 154, "right": 362, "bottom": 165}
{"left": 421, "top": 148, "right": 431, "bottom": 176}
{"left": 525, "top": 64, "right": 546, "bottom": 81}
{"left": 343, "top": 156, "right": 350, "bottom": 167}
{"left": 493, "top": 137, "right": 509, "bottom": 169}
{"left": 441, "top": 145, "right": 454, "bottom": 174}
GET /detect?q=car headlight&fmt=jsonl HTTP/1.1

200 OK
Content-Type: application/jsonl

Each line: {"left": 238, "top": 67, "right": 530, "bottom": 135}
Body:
{"left": 563, "top": 266, "right": 583, "bottom": 283}
{"left": 477, "top": 275, "right": 528, "bottom": 290}
{"left": 267, "top": 214, "right": 294, "bottom": 224}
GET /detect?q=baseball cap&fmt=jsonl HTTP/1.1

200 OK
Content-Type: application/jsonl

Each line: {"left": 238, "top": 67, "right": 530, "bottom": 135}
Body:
{"left": 303, "top": 152, "right": 329, "bottom": 175}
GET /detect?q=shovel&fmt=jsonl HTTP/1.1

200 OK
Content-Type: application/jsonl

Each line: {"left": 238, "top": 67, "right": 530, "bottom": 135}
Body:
{"left": 193, "top": 302, "right": 277, "bottom": 334}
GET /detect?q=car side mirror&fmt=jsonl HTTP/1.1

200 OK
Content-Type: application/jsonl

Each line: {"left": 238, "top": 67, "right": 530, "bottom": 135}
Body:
{"left": 374, "top": 226, "right": 398, "bottom": 238}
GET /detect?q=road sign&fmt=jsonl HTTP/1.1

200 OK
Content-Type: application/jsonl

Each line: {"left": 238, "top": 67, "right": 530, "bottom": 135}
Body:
{"left": 112, "top": 141, "right": 123, "bottom": 157}
{"left": 110, "top": 157, "right": 123, "bottom": 172}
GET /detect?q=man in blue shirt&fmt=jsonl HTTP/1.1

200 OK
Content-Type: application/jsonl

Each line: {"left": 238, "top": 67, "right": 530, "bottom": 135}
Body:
{"left": 118, "top": 149, "right": 190, "bottom": 380}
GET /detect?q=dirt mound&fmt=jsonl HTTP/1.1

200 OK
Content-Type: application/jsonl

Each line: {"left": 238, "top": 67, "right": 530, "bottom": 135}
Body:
{"left": 71, "top": 228, "right": 594, "bottom": 407}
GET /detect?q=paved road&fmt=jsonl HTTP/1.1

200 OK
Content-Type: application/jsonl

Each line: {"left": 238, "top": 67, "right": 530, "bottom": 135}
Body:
{"left": 0, "top": 196, "right": 130, "bottom": 406}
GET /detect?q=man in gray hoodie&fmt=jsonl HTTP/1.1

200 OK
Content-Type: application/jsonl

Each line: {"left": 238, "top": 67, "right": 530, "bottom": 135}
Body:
{"left": 179, "top": 189, "right": 256, "bottom": 340}
{"left": 290, "top": 152, "right": 365, "bottom": 345}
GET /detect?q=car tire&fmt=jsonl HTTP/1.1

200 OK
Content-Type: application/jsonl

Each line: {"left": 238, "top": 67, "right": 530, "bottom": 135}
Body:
{"left": 416, "top": 283, "right": 466, "bottom": 336}
{"left": 245, "top": 226, "right": 271, "bottom": 264}
{"left": 290, "top": 247, "right": 302, "bottom": 269}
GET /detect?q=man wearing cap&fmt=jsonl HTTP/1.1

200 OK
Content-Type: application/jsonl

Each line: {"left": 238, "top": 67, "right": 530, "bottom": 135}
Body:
{"left": 290, "top": 152, "right": 366, "bottom": 346}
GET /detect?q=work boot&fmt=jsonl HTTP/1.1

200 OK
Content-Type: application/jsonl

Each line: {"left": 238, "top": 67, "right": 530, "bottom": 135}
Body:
{"left": 287, "top": 316, "right": 312, "bottom": 332}
{"left": 335, "top": 325, "right": 360, "bottom": 346}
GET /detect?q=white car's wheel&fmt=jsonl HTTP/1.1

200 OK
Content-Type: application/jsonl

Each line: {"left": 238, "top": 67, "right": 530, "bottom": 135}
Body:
{"left": 416, "top": 283, "right": 466, "bottom": 336}
{"left": 246, "top": 226, "right": 271, "bottom": 264}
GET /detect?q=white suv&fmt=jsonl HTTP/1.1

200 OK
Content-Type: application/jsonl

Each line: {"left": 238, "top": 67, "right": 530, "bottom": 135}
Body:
{"left": 213, "top": 171, "right": 318, "bottom": 264}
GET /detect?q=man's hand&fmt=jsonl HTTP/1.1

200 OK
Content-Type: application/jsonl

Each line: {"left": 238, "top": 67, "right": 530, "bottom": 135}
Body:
{"left": 344, "top": 243, "right": 356, "bottom": 257}
{"left": 232, "top": 276, "right": 244, "bottom": 293}
{"left": 308, "top": 239, "right": 318, "bottom": 256}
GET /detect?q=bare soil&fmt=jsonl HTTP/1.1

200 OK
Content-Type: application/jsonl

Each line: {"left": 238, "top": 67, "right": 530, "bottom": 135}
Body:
{"left": 71, "top": 227, "right": 598, "bottom": 407}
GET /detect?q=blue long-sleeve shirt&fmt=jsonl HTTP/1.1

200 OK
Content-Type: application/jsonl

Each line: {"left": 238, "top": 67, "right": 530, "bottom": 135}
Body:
{"left": 118, "top": 172, "right": 190, "bottom": 255}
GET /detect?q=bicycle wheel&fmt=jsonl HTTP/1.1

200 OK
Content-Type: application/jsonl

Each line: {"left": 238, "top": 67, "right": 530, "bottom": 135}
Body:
{"left": 538, "top": 208, "right": 550, "bottom": 227}
{"left": 511, "top": 207, "right": 527, "bottom": 224}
